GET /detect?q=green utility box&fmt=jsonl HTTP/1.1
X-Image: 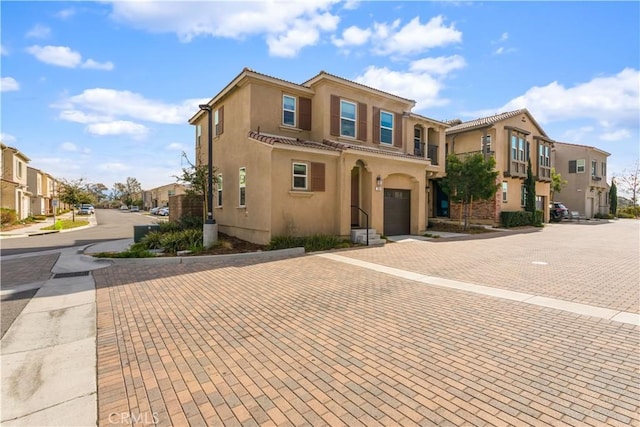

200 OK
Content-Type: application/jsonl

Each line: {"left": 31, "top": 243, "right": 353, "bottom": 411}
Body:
{"left": 133, "top": 225, "right": 160, "bottom": 243}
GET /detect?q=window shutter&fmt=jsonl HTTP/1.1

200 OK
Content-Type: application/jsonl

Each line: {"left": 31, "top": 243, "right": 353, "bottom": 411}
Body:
{"left": 310, "top": 162, "right": 325, "bottom": 192}
{"left": 299, "top": 97, "right": 312, "bottom": 131}
{"left": 330, "top": 95, "right": 340, "bottom": 136}
{"left": 373, "top": 106, "right": 380, "bottom": 143}
{"left": 568, "top": 160, "right": 576, "bottom": 174}
{"left": 394, "top": 112, "right": 403, "bottom": 148}
{"left": 357, "top": 102, "right": 367, "bottom": 141}
{"left": 216, "top": 106, "right": 224, "bottom": 135}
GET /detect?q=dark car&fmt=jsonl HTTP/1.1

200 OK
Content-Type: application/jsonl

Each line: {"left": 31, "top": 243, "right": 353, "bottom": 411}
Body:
{"left": 550, "top": 202, "right": 569, "bottom": 222}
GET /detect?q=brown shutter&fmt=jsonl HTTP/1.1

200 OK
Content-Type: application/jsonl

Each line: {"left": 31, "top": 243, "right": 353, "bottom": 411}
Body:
{"left": 216, "top": 105, "right": 224, "bottom": 135}
{"left": 394, "top": 112, "right": 402, "bottom": 148}
{"left": 373, "top": 106, "right": 380, "bottom": 144}
{"left": 568, "top": 160, "right": 576, "bottom": 173}
{"left": 357, "top": 102, "right": 367, "bottom": 141}
{"left": 299, "top": 97, "right": 312, "bottom": 131}
{"left": 310, "top": 162, "right": 325, "bottom": 192}
{"left": 330, "top": 95, "right": 340, "bottom": 136}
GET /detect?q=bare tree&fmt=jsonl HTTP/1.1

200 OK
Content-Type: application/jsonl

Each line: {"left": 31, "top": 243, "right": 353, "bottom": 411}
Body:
{"left": 617, "top": 160, "right": 640, "bottom": 216}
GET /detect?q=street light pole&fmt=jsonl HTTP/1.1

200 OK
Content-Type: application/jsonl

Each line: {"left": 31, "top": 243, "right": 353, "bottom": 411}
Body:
{"left": 199, "top": 104, "right": 218, "bottom": 246}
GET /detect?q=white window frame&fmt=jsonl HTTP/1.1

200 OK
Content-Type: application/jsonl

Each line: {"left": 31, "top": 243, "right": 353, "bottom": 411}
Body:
{"left": 239, "top": 167, "right": 246, "bottom": 207}
{"left": 502, "top": 182, "right": 508, "bottom": 203}
{"left": 545, "top": 146, "right": 550, "bottom": 167}
{"left": 482, "top": 135, "right": 491, "bottom": 152}
{"left": 196, "top": 125, "right": 202, "bottom": 146}
{"left": 511, "top": 136, "right": 518, "bottom": 160}
{"left": 577, "top": 159, "right": 586, "bottom": 173}
{"left": 591, "top": 159, "right": 597, "bottom": 176}
{"left": 340, "top": 100, "right": 357, "bottom": 138}
{"left": 601, "top": 162, "right": 606, "bottom": 178}
{"left": 214, "top": 109, "right": 220, "bottom": 135}
{"left": 380, "top": 110, "right": 394, "bottom": 145}
{"left": 518, "top": 137, "right": 525, "bottom": 161}
{"left": 217, "top": 174, "right": 223, "bottom": 207}
{"left": 292, "top": 162, "right": 308, "bottom": 190}
{"left": 283, "top": 95, "right": 296, "bottom": 127}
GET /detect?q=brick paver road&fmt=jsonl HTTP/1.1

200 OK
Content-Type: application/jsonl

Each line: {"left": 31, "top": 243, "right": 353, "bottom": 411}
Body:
{"left": 94, "top": 220, "right": 639, "bottom": 426}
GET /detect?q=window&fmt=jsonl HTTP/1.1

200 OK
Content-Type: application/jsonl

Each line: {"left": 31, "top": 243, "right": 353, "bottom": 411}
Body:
{"left": 511, "top": 135, "right": 518, "bottom": 160}
{"left": 283, "top": 95, "right": 296, "bottom": 127}
{"left": 340, "top": 100, "right": 356, "bottom": 138}
{"left": 482, "top": 135, "right": 491, "bottom": 152}
{"left": 601, "top": 162, "right": 606, "bottom": 178}
{"left": 217, "top": 174, "right": 223, "bottom": 206}
{"left": 196, "top": 125, "right": 201, "bottom": 147}
{"left": 239, "top": 168, "right": 246, "bottom": 207}
{"left": 539, "top": 145, "right": 550, "bottom": 167}
{"left": 520, "top": 184, "right": 527, "bottom": 207}
{"left": 502, "top": 182, "right": 508, "bottom": 202}
{"left": 380, "top": 111, "right": 394, "bottom": 145}
{"left": 518, "top": 137, "right": 525, "bottom": 161}
{"left": 17, "top": 160, "right": 22, "bottom": 178}
{"left": 292, "top": 163, "right": 307, "bottom": 190}
{"left": 591, "top": 160, "right": 597, "bottom": 176}
{"left": 214, "top": 106, "right": 224, "bottom": 135}
{"left": 577, "top": 159, "right": 585, "bottom": 173}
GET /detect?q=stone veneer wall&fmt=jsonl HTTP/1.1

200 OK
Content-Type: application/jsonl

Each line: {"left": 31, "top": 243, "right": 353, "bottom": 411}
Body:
{"left": 168, "top": 194, "right": 203, "bottom": 222}
{"left": 449, "top": 193, "right": 501, "bottom": 225}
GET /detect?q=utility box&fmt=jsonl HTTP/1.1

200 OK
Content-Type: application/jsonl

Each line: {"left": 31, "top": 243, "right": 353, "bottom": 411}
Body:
{"left": 134, "top": 225, "right": 160, "bottom": 243}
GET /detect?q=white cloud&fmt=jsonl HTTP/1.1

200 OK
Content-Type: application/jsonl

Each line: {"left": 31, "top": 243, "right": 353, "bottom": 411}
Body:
{"left": 409, "top": 55, "right": 466, "bottom": 75}
{"left": 86, "top": 121, "right": 149, "bottom": 138}
{"left": 601, "top": 129, "right": 631, "bottom": 142}
{"left": 343, "top": 0, "right": 360, "bottom": 10}
{"left": 108, "top": 0, "right": 340, "bottom": 57}
{"left": 332, "top": 25, "right": 371, "bottom": 48}
{"left": 499, "top": 32, "right": 509, "bottom": 42}
{"left": 492, "top": 68, "right": 640, "bottom": 126}
{"left": 26, "top": 24, "right": 51, "bottom": 39}
{"left": 56, "top": 8, "right": 76, "bottom": 19}
{"left": 1, "top": 44, "right": 8, "bottom": 55}
{"left": 1, "top": 77, "right": 20, "bottom": 92}
{"left": 166, "top": 142, "right": 187, "bottom": 151}
{"left": 0, "top": 133, "right": 17, "bottom": 143}
{"left": 57, "top": 88, "right": 206, "bottom": 125}
{"left": 60, "top": 142, "right": 78, "bottom": 152}
{"left": 372, "top": 16, "right": 462, "bottom": 56}
{"left": 26, "top": 45, "right": 113, "bottom": 70}
{"left": 98, "top": 162, "right": 129, "bottom": 172}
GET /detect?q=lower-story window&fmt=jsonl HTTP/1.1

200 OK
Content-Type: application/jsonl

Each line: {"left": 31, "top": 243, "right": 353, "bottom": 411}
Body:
{"left": 292, "top": 162, "right": 307, "bottom": 190}
{"left": 217, "top": 174, "right": 223, "bottom": 206}
{"left": 520, "top": 184, "right": 526, "bottom": 207}
{"left": 239, "top": 167, "right": 246, "bottom": 207}
{"left": 502, "top": 182, "right": 508, "bottom": 202}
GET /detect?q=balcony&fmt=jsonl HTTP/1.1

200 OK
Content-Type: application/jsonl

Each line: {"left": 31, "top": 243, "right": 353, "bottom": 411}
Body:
{"left": 427, "top": 144, "right": 439, "bottom": 166}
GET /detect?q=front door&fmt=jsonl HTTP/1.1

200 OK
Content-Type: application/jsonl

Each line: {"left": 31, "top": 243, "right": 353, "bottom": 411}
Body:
{"left": 384, "top": 189, "right": 410, "bottom": 235}
{"left": 351, "top": 169, "right": 360, "bottom": 226}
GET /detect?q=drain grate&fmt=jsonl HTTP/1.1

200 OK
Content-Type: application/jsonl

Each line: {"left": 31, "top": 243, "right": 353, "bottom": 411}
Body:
{"left": 53, "top": 271, "right": 91, "bottom": 279}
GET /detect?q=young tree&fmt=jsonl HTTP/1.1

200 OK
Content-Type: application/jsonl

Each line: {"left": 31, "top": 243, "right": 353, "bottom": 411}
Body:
{"left": 550, "top": 167, "right": 567, "bottom": 202}
{"left": 113, "top": 177, "right": 143, "bottom": 207}
{"left": 174, "top": 152, "right": 217, "bottom": 220}
{"left": 58, "top": 178, "right": 91, "bottom": 221}
{"left": 440, "top": 153, "right": 500, "bottom": 230}
{"left": 525, "top": 158, "right": 537, "bottom": 214}
{"left": 617, "top": 160, "right": 640, "bottom": 216}
{"left": 609, "top": 178, "right": 618, "bottom": 215}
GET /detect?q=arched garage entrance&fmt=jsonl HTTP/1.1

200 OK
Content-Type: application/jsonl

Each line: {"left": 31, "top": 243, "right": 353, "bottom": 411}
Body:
{"left": 384, "top": 189, "right": 410, "bottom": 235}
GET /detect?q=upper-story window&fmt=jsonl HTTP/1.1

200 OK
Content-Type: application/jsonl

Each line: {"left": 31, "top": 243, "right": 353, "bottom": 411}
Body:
{"left": 591, "top": 160, "right": 597, "bottom": 176}
{"left": 481, "top": 135, "right": 491, "bottom": 152}
{"left": 511, "top": 136, "right": 518, "bottom": 160}
{"left": 16, "top": 160, "right": 22, "bottom": 178}
{"left": 214, "top": 106, "right": 224, "bottom": 135}
{"left": 196, "top": 125, "right": 201, "bottom": 147}
{"left": 577, "top": 159, "right": 585, "bottom": 173}
{"left": 380, "top": 111, "right": 394, "bottom": 145}
{"left": 340, "top": 100, "right": 356, "bottom": 138}
{"left": 283, "top": 95, "right": 296, "bottom": 127}
{"left": 539, "top": 145, "right": 550, "bottom": 167}
{"left": 601, "top": 162, "right": 606, "bottom": 178}
{"left": 518, "top": 137, "right": 525, "bottom": 161}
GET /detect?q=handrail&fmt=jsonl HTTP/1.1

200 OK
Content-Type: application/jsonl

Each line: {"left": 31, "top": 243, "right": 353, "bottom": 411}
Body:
{"left": 350, "top": 205, "right": 369, "bottom": 246}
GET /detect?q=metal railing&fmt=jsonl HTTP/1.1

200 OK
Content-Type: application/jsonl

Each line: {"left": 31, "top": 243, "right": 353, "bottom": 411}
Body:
{"left": 351, "top": 205, "right": 369, "bottom": 246}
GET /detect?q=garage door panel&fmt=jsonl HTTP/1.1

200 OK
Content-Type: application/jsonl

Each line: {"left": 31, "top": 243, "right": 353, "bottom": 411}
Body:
{"left": 384, "top": 189, "right": 410, "bottom": 235}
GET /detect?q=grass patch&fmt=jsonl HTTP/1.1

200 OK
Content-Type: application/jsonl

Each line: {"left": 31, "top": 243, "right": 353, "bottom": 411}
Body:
{"left": 268, "top": 234, "right": 354, "bottom": 252}
{"left": 41, "top": 219, "right": 89, "bottom": 230}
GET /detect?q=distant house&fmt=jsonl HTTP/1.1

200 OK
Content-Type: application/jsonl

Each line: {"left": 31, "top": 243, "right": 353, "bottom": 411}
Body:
{"left": 1, "top": 143, "right": 32, "bottom": 219}
{"left": 552, "top": 141, "right": 610, "bottom": 218}
{"left": 189, "top": 68, "right": 448, "bottom": 245}
{"left": 27, "top": 166, "right": 45, "bottom": 216}
{"left": 142, "top": 183, "right": 187, "bottom": 210}
{"left": 444, "top": 109, "right": 554, "bottom": 224}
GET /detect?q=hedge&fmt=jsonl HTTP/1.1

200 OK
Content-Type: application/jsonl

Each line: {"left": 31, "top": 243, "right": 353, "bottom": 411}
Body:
{"left": 501, "top": 210, "right": 543, "bottom": 228}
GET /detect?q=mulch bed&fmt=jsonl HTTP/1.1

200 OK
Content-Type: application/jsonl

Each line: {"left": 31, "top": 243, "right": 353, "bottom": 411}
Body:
{"left": 182, "top": 233, "right": 268, "bottom": 256}
{"left": 427, "top": 222, "right": 497, "bottom": 234}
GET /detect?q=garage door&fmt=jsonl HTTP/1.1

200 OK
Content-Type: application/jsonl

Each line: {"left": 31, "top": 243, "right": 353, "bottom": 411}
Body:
{"left": 384, "top": 189, "right": 410, "bottom": 235}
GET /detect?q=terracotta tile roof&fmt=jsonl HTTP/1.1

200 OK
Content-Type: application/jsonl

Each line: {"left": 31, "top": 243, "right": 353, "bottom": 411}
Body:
{"left": 248, "top": 131, "right": 340, "bottom": 152}
{"left": 445, "top": 109, "right": 529, "bottom": 133}
{"left": 321, "top": 138, "right": 430, "bottom": 161}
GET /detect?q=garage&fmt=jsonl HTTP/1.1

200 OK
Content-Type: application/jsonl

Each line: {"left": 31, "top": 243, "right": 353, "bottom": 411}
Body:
{"left": 384, "top": 189, "right": 410, "bottom": 235}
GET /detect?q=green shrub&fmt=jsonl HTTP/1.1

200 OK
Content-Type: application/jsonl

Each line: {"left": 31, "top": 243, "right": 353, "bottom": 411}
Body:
{"left": 139, "top": 231, "right": 163, "bottom": 249}
{"left": 33, "top": 215, "right": 47, "bottom": 221}
{"left": 617, "top": 206, "right": 640, "bottom": 218}
{"left": 94, "top": 245, "right": 155, "bottom": 258}
{"left": 268, "top": 234, "right": 349, "bottom": 252}
{"left": 303, "top": 234, "right": 342, "bottom": 252}
{"left": 1, "top": 208, "right": 17, "bottom": 225}
{"left": 594, "top": 213, "right": 615, "bottom": 219}
{"left": 501, "top": 211, "right": 534, "bottom": 227}
{"left": 178, "top": 215, "right": 203, "bottom": 230}
{"left": 159, "top": 229, "right": 203, "bottom": 253}
{"left": 617, "top": 212, "right": 635, "bottom": 219}
{"left": 158, "top": 221, "right": 181, "bottom": 233}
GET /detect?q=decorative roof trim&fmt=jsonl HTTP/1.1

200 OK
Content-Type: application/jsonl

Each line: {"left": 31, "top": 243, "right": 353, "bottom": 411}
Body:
{"left": 248, "top": 131, "right": 340, "bottom": 153}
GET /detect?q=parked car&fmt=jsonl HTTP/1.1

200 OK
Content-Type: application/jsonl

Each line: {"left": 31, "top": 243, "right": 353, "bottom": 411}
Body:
{"left": 550, "top": 202, "right": 569, "bottom": 222}
{"left": 77, "top": 206, "right": 92, "bottom": 215}
{"left": 120, "top": 205, "right": 129, "bottom": 210}
{"left": 158, "top": 207, "right": 169, "bottom": 216}
{"left": 81, "top": 204, "right": 95, "bottom": 214}
{"left": 149, "top": 207, "right": 160, "bottom": 215}
{"left": 130, "top": 206, "right": 140, "bottom": 212}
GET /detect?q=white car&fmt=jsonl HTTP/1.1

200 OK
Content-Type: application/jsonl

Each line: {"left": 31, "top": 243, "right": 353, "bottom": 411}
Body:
{"left": 119, "top": 205, "right": 128, "bottom": 211}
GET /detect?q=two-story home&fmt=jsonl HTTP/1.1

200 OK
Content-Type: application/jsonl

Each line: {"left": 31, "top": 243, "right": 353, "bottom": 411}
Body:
{"left": 444, "top": 109, "right": 554, "bottom": 225}
{"left": 1, "top": 143, "right": 32, "bottom": 220}
{"left": 552, "top": 141, "right": 610, "bottom": 218}
{"left": 143, "top": 183, "right": 188, "bottom": 210}
{"left": 189, "top": 68, "right": 448, "bottom": 245}
{"left": 27, "top": 166, "right": 45, "bottom": 216}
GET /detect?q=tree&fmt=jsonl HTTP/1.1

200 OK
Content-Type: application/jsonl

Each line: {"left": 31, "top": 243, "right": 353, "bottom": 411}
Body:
{"left": 550, "top": 167, "right": 567, "bottom": 202}
{"left": 524, "top": 158, "right": 536, "bottom": 214}
{"left": 440, "top": 153, "right": 500, "bottom": 230}
{"left": 609, "top": 178, "right": 618, "bottom": 215}
{"left": 87, "top": 183, "right": 108, "bottom": 204}
{"left": 174, "top": 152, "right": 217, "bottom": 220}
{"left": 617, "top": 160, "right": 640, "bottom": 216}
{"left": 113, "top": 177, "right": 143, "bottom": 207}
{"left": 58, "top": 178, "right": 91, "bottom": 221}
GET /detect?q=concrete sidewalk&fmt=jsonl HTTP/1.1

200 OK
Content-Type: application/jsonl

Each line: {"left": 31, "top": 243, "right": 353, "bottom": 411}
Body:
{"left": 0, "top": 212, "right": 96, "bottom": 240}
{"left": 1, "top": 246, "right": 110, "bottom": 426}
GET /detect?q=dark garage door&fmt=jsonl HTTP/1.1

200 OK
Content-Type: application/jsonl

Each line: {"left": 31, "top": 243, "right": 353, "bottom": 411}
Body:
{"left": 384, "top": 189, "right": 410, "bottom": 235}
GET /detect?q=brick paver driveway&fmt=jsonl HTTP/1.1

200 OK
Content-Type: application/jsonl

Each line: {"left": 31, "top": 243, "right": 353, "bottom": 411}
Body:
{"left": 94, "top": 220, "right": 639, "bottom": 426}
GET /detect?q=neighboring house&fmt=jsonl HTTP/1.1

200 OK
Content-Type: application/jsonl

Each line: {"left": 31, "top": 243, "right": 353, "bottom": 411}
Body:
{"left": 444, "top": 109, "right": 554, "bottom": 224}
{"left": 552, "top": 141, "right": 610, "bottom": 218}
{"left": 189, "top": 68, "right": 448, "bottom": 245}
{"left": 143, "top": 183, "right": 187, "bottom": 210}
{"left": 42, "top": 173, "right": 58, "bottom": 214}
{"left": 27, "top": 166, "right": 45, "bottom": 216}
{"left": 1, "top": 143, "right": 32, "bottom": 219}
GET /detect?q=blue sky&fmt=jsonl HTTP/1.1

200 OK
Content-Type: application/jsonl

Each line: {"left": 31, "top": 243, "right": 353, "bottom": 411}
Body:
{"left": 2, "top": 1, "right": 638, "bottom": 191}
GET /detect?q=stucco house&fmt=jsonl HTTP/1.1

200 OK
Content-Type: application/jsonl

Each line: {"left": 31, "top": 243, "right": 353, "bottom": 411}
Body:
{"left": 444, "top": 109, "right": 554, "bottom": 224}
{"left": 552, "top": 141, "right": 610, "bottom": 218}
{"left": 27, "top": 166, "right": 45, "bottom": 216}
{"left": 142, "top": 183, "right": 188, "bottom": 210}
{"left": 189, "top": 68, "right": 449, "bottom": 245}
{"left": 1, "top": 143, "right": 32, "bottom": 219}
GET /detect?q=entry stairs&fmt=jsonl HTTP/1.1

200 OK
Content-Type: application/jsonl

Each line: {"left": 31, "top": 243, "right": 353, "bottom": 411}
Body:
{"left": 351, "top": 228, "right": 386, "bottom": 246}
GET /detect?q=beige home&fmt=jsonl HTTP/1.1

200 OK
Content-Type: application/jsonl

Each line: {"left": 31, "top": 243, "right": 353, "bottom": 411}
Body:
{"left": 444, "top": 109, "right": 554, "bottom": 224}
{"left": 1, "top": 143, "right": 32, "bottom": 219}
{"left": 189, "top": 68, "right": 448, "bottom": 245}
{"left": 27, "top": 166, "right": 45, "bottom": 216}
{"left": 552, "top": 141, "right": 610, "bottom": 218}
{"left": 142, "top": 183, "right": 187, "bottom": 210}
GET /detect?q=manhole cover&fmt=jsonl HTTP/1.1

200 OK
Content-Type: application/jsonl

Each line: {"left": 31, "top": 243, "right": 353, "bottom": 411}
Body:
{"left": 53, "top": 271, "right": 91, "bottom": 279}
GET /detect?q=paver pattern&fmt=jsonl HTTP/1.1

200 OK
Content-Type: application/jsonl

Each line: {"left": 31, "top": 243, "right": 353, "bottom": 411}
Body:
{"left": 95, "top": 221, "right": 640, "bottom": 426}
{"left": 0, "top": 253, "right": 58, "bottom": 288}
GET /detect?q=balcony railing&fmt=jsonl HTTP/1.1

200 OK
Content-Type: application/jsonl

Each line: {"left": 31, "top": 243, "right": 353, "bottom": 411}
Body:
{"left": 427, "top": 144, "right": 439, "bottom": 165}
